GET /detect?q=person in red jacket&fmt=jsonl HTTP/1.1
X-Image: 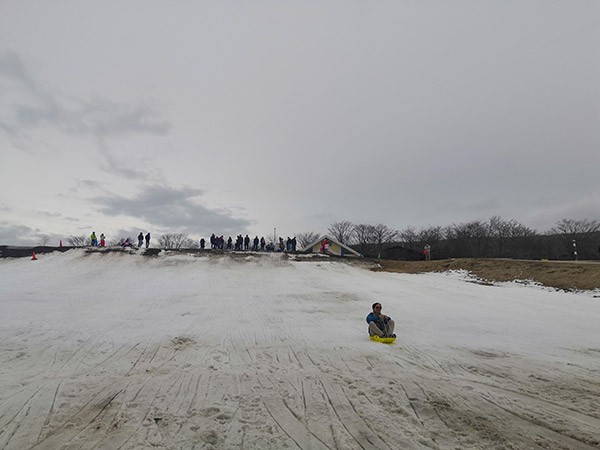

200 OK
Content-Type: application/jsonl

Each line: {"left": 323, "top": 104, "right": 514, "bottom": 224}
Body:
{"left": 424, "top": 243, "right": 431, "bottom": 261}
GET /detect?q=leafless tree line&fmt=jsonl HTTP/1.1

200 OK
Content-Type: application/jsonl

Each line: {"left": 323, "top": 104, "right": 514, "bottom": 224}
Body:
{"left": 318, "top": 217, "right": 600, "bottom": 260}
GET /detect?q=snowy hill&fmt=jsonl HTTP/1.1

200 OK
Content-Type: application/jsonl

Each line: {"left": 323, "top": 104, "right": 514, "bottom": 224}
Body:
{"left": 1, "top": 250, "right": 599, "bottom": 449}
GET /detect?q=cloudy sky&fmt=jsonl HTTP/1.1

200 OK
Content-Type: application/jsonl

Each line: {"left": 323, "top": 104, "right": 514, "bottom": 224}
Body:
{"left": 1, "top": 1, "right": 599, "bottom": 245}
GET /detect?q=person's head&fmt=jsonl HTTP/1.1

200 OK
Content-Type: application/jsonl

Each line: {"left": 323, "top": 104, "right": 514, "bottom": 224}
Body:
{"left": 372, "top": 302, "right": 382, "bottom": 312}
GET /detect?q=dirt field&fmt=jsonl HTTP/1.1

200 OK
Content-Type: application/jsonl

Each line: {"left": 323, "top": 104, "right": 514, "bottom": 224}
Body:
{"left": 372, "top": 258, "right": 600, "bottom": 292}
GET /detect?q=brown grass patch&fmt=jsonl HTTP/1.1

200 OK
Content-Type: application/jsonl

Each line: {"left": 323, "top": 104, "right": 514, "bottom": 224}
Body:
{"left": 372, "top": 258, "right": 600, "bottom": 291}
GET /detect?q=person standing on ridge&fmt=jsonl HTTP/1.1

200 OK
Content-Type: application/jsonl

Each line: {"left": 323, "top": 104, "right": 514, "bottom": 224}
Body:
{"left": 90, "top": 231, "right": 97, "bottom": 247}
{"left": 424, "top": 243, "right": 431, "bottom": 261}
{"left": 145, "top": 232, "right": 151, "bottom": 248}
{"left": 138, "top": 232, "right": 144, "bottom": 247}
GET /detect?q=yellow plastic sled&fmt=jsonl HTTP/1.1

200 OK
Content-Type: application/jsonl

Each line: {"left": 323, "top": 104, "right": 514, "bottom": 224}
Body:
{"left": 369, "top": 335, "right": 396, "bottom": 344}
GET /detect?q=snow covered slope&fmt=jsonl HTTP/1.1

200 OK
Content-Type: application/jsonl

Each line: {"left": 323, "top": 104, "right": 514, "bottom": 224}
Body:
{"left": 1, "top": 250, "right": 599, "bottom": 449}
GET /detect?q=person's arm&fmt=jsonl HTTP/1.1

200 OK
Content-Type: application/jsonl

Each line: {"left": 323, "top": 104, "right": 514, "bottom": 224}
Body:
{"left": 373, "top": 312, "right": 390, "bottom": 324}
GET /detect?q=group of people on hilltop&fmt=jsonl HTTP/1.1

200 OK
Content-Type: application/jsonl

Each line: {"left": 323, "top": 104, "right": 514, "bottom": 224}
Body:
{"left": 123, "top": 232, "right": 150, "bottom": 248}
{"left": 203, "top": 233, "right": 297, "bottom": 253}
{"left": 89, "top": 231, "right": 150, "bottom": 249}
{"left": 285, "top": 237, "right": 297, "bottom": 252}
{"left": 90, "top": 231, "right": 106, "bottom": 247}
{"left": 90, "top": 229, "right": 302, "bottom": 253}
{"left": 233, "top": 234, "right": 265, "bottom": 251}
{"left": 137, "top": 232, "right": 151, "bottom": 248}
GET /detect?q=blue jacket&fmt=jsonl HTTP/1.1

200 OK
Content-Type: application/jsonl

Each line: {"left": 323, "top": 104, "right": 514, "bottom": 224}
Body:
{"left": 366, "top": 312, "right": 389, "bottom": 330}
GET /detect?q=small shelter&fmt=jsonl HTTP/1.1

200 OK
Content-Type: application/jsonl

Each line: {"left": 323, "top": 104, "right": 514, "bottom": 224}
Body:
{"left": 301, "top": 235, "right": 362, "bottom": 257}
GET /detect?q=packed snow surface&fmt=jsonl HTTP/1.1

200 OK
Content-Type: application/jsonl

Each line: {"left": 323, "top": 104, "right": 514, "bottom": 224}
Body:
{"left": 1, "top": 249, "right": 599, "bottom": 449}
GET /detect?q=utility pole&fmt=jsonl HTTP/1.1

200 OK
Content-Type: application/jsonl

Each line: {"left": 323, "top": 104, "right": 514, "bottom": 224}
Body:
{"left": 274, "top": 228, "right": 276, "bottom": 245}
{"left": 572, "top": 239, "right": 578, "bottom": 261}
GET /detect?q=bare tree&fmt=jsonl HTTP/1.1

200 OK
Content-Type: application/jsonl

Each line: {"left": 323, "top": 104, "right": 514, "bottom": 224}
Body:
{"left": 416, "top": 226, "right": 444, "bottom": 245}
{"left": 550, "top": 218, "right": 600, "bottom": 259}
{"left": 67, "top": 235, "right": 87, "bottom": 247}
{"left": 296, "top": 232, "right": 320, "bottom": 249}
{"left": 37, "top": 235, "right": 51, "bottom": 246}
{"left": 396, "top": 226, "right": 421, "bottom": 253}
{"left": 367, "top": 224, "right": 398, "bottom": 257}
{"left": 551, "top": 218, "right": 600, "bottom": 236}
{"left": 488, "top": 216, "right": 535, "bottom": 257}
{"left": 350, "top": 223, "right": 398, "bottom": 257}
{"left": 158, "top": 233, "right": 194, "bottom": 249}
{"left": 399, "top": 226, "right": 418, "bottom": 244}
{"left": 327, "top": 221, "right": 355, "bottom": 244}
{"left": 371, "top": 224, "right": 398, "bottom": 245}
{"left": 446, "top": 220, "right": 490, "bottom": 257}
{"left": 353, "top": 224, "right": 376, "bottom": 245}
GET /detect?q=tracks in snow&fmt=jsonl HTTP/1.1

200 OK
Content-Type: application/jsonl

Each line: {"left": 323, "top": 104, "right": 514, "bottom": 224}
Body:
{"left": 2, "top": 332, "right": 600, "bottom": 449}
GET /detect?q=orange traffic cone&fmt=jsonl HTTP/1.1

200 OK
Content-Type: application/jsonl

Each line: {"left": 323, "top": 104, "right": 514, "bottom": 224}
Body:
{"left": 31, "top": 252, "right": 37, "bottom": 260}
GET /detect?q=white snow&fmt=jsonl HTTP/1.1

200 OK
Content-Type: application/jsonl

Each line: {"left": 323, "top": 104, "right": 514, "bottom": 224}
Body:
{"left": 1, "top": 250, "right": 599, "bottom": 449}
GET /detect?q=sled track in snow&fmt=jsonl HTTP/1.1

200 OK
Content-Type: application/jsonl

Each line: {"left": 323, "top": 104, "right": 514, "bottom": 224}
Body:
{"left": 2, "top": 337, "right": 600, "bottom": 449}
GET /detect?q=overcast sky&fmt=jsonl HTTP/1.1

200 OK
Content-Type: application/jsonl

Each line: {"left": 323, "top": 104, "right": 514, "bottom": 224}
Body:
{"left": 1, "top": 1, "right": 599, "bottom": 245}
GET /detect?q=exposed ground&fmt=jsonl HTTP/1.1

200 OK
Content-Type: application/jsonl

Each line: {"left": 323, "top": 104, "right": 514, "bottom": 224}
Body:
{"left": 373, "top": 258, "right": 600, "bottom": 291}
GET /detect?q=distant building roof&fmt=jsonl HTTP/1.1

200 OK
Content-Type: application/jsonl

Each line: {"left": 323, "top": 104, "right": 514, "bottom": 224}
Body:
{"left": 301, "top": 234, "right": 362, "bottom": 257}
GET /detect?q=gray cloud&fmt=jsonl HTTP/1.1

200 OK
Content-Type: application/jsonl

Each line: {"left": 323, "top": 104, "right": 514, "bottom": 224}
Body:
{"left": 74, "top": 179, "right": 103, "bottom": 191}
{"left": 0, "top": 222, "right": 65, "bottom": 246}
{"left": 0, "top": 51, "right": 170, "bottom": 142}
{"left": 525, "top": 194, "right": 600, "bottom": 232}
{"left": 0, "top": 223, "right": 36, "bottom": 245}
{"left": 96, "top": 144, "right": 155, "bottom": 182}
{"left": 95, "top": 185, "right": 252, "bottom": 236}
